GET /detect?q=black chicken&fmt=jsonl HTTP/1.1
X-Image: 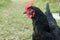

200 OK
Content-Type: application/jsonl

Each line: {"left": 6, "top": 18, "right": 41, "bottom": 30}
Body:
{"left": 24, "top": 2, "right": 59, "bottom": 40}
{"left": 45, "top": 2, "right": 60, "bottom": 38}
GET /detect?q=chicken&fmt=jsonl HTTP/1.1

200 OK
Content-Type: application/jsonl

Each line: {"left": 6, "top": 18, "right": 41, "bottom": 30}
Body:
{"left": 24, "top": 2, "right": 59, "bottom": 40}
{"left": 45, "top": 2, "right": 60, "bottom": 38}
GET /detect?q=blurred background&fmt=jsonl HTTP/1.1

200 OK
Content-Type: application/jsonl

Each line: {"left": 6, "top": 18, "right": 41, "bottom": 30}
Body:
{"left": 0, "top": 0, "right": 60, "bottom": 40}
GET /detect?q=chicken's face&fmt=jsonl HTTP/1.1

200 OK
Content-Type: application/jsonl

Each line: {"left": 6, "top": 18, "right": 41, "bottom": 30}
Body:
{"left": 24, "top": 8, "right": 35, "bottom": 18}
{"left": 24, "top": 2, "right": 35, "bottom": 18}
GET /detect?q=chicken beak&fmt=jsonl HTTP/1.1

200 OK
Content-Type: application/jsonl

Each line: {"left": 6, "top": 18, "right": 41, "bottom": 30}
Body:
{"left": 23, "top": 12, "right": 26, "bottom": 14}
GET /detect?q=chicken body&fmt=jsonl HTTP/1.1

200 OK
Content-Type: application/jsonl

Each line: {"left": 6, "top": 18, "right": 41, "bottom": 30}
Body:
{"left": 28, "top": 6, "right": 59, "bottom": 40}
{"left": 24, "top": 2, "right": 59, "bottom": 40}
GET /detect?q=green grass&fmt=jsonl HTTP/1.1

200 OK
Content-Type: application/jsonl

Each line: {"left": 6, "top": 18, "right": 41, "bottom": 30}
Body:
{"left": 0, "top": 0, "right": 60, "bottom": 40}
{"left": 0, "top": 0, "right": 33, "bottom": 40}
{"left": 0, "top": 0, "right": 11, "bottom": 9}
{"left": 57, "top": 20, "right": 60, "bottom": 26}
{"left": 33, "top": 0, "right": 60, "bottom": 13}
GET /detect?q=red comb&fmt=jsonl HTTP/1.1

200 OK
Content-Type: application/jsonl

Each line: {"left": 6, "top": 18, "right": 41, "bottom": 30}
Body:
{"left": 24, "top": 2, "right": 33, "bottom": 12}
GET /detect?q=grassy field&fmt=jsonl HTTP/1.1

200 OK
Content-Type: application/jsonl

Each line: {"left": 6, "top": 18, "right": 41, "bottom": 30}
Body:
{"left": 0, "top": 0, "right": 60, "bottom": 40}
{"left": 33, "top": 0, "right": 60, "bottom": 13}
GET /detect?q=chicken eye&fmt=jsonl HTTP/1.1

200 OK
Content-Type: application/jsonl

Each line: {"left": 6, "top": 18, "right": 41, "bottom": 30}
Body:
{"left": 28, "top": 9, "right": 31, "bottom": 11}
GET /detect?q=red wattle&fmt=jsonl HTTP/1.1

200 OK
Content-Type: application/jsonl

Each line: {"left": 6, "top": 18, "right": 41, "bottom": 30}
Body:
{"left": 26, "top": 14, "right": 32, "bottom": 18}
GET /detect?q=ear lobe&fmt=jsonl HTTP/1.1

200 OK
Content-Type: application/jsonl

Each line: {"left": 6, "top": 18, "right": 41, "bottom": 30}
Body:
{"left": 32, "top": 11, "right": 35, "bottom": 17}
